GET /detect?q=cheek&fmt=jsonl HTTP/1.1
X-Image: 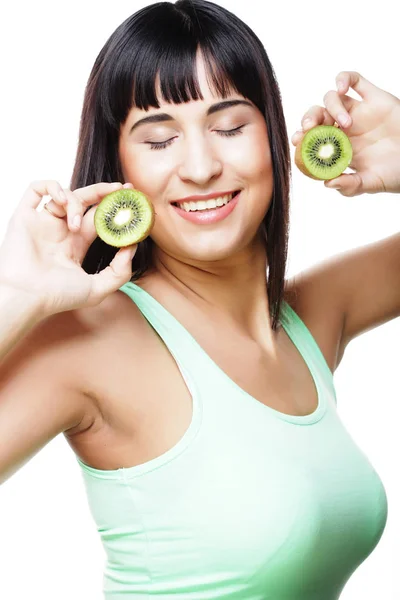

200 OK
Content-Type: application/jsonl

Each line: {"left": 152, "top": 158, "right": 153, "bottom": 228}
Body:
{"left": 229, "top": 130, "right": 272, "bottom": 183}
{"left": 119, "top": 145, "right": 170, "bottom": 197}
{"left": 252, "top": 130, "right": 272, "bottom": 176}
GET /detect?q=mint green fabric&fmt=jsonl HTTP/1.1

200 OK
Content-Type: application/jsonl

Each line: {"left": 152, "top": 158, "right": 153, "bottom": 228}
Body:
{"left": 76, "top": 281, "right": 387, "bottom": 599}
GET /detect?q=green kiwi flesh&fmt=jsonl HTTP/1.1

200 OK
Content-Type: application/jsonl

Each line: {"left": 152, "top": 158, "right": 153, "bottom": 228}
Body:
{"left": 297, "top": 125, "right": 353, "bottom": 180}
{"left": 94, "top": 189, "right": 154, "bottom": 247}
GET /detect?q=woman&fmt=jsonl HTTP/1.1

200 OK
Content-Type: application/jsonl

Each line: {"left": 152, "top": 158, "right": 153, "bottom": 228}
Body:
{"left": 0, "top": 0, "right": 399, "bottom": 598}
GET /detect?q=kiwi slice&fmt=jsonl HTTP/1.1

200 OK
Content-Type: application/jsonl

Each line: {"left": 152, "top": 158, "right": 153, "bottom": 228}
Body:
{"left": 94, "top": 188, "right": 154, "bottom": 247}
{"left": 295, "top": 125, "right": 353, "bottom": 180}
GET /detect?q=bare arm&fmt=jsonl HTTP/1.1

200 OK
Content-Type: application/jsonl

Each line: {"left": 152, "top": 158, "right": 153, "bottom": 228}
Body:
{"left": 0, "top": 284, "right": 44, "bottom": 362}
{"left": 0, "top": 180, "right": 136, "bottom": 485}
{"left": 0, "top": 293, "right": 91, "bottom": 485}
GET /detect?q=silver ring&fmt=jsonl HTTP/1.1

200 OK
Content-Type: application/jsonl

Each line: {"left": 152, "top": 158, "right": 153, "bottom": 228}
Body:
{"left": 43, "top": 203, "right": 62, "bottom": 218}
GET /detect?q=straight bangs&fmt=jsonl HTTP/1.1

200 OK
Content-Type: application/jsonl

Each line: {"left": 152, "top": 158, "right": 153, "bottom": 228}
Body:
{"left": 99, "top": 2, "right": 270, "bottom": 133}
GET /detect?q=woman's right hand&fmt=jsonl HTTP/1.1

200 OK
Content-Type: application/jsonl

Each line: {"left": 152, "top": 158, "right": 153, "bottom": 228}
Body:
{"left": 0, "top": 180, "right": 138, "bottom": 318}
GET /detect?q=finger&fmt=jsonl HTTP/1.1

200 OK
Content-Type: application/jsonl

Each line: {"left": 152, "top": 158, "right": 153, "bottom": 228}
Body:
{"left": 41, "top": 196, "right": 68, "bottom": 219}
{"left": 19, "top": 180, "right": 67, "bottom": 212}
{"left": 326, "top": 91, "right": 360, "bottom": 129}
{"left": 62, "top": 188, "right": 85, "bottom": 232}
{"left": 63, "top": 181, "right": 133, "bottom": 233}
{"left": 301, "top": 105, "right": 335, "bottom": 130}
{"left": 325, "top": 171, "right": 385, "bottom": 196}
{"left": 64, "top": 181, "right": 125, "bottom": 232}
{"left": 79, "top": 204, "right": 99, "bottom": 246}
{"left": 292, "top": 107, "right": 335, "bottom": 146}
{"left": 88, "top": 244, "right": 138, "bottom": 304}
{"left": 322, "top": 90, "right": 357, "bottom": 129}
{"left": 291, "top": 129, "right": 303, "bottom": 146}
{"left": 71, "top": 181, "right": 126, "bottom": 208}
{"left": 324, "top": 173, "right": 362, "bottom": 196}
{"left": 335, "top": 71, "right": 378, "bottom": 100}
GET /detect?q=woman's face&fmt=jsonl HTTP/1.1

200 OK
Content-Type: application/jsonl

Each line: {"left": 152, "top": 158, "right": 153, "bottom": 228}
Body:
{"left": 118, "top": 53, "right": 273, "bottom": 264}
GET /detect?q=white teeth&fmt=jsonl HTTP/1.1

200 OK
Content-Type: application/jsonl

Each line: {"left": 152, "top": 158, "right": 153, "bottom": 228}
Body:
{"left": 179, "top": 193, "right": 234, "bottom": 212}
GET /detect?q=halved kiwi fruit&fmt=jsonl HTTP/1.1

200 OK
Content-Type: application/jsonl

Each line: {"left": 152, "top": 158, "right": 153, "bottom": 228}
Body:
{"left": 295, "top": 125, "right": 353, "bottom": 180}
{"left": 94, "top": 189, "right": 154, "bottom": 247}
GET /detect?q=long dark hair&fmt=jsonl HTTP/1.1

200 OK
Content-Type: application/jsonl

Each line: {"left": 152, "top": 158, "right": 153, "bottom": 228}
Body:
{"left": 71, "top": 0, "right": 291, "bottom": 331}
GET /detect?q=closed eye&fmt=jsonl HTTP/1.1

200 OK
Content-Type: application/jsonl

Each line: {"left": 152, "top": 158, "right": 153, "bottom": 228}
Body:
{"left": 146, "top": 125, "right": 246, "bottom": 151}
{"left": 147, "top": 137, "right": 176, "bottom": 151}
{"left": 215, "top": 124, "right": 245, "bottom": 137}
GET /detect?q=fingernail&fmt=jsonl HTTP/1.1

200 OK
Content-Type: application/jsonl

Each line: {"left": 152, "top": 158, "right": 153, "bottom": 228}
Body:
{"left": 303, "top": 118, "right": 313, "bottom": 127}
{"left": 327, "top": 181, "right": 340, "bottom": 188}
{"left": 291, "top": 131, "right": 302, "bottom": 144}
{"left": 338, "top": 113, "right": 350, "bottom": 127}
{"left": 73, "top": 215, "right": 81, "bottom": 229}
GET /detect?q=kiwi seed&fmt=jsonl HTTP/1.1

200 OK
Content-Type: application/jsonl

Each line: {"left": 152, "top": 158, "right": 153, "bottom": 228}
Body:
{"left": 94, "top": 188, "right": 154, "bottom": 247}
{"left": 295, "top": 125, "right": 353, "bottom": 180}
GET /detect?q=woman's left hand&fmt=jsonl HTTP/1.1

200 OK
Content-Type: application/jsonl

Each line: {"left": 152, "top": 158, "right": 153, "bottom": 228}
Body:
{"left": 292, "top": 71, "right": 400, "bottom": 196}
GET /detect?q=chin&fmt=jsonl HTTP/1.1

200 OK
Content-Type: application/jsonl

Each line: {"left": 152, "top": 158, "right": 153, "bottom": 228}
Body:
{"left": 153, "top": 217, "right": 263, "bottom": 264}
{"left": 179, "top": 234, "right": 255, "bottom": 264}
{"left": 186, "top": 247, "right": 236, "bottom": 263}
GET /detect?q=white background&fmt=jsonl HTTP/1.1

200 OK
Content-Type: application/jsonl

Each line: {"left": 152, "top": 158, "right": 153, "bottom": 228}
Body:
{"left": 0, "top": 1, "right": 399, "bottom": 598}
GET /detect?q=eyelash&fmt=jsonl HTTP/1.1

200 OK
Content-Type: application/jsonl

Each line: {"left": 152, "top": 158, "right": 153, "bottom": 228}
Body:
{"left": 147, "top": 125, "right": 245, "bottom": 151}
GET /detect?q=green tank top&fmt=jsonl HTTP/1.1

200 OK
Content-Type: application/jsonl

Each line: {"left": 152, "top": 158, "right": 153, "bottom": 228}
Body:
{"left": 76, "top": 281, "right": 387, "bottom": 599}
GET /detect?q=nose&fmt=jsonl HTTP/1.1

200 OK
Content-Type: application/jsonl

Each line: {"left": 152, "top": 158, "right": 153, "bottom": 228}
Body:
{"left": 177, "top": 134, "right": 223, "bottom": 184}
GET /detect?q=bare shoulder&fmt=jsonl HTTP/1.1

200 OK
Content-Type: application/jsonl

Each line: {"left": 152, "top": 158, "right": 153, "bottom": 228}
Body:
{"left": 72, "top": 286, "right": 144, "bottom": 335}
{"left": 73, "top": 286, "right": 150, "bottom": 345}
{"left": 283, "top": 260, "right": 347, "bottom": 374}
{"left": 63, "top": 288, "right": 149, "bottom": 434}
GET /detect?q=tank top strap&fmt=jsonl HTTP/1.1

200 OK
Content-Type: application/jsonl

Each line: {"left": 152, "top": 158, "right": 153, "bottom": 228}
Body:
{"left": 280, "top": 300, "right": 337, "bottom": 404}
{"left": 118, "top": 281, "right": 210, "bottom": 373}
{"left": 119, "top": 282, "right": 337, "bottom": 406}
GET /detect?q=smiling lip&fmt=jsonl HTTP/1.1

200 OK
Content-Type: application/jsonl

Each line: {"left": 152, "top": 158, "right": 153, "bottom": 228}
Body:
{"left": 171, "top": 191, "right": 240, "bottom": 224}
{"left": 172, "top": 190, "right": 239, "bottom": 205}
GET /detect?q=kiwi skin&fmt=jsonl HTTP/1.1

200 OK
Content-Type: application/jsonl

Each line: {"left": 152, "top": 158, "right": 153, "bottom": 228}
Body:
{"left": 295, "top": 141, "right": 320, "bottom": 181}
{"left": 94, "top": 189, "right": 155, "bottom": 248}
{"left": 294, "top": 124, "right": 352, "bottom": 181}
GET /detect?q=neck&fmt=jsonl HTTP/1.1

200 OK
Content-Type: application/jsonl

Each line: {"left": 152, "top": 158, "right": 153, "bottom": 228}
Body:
{"left": 148, "top": 236, "right": 278, "bottom": 346}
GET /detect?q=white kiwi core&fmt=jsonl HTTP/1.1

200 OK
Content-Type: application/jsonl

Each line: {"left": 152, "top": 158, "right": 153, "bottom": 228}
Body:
{"left": 318, "top": 144, "right": 335, "bottom": 159}
{"left": 114, "top": 209, "right": 132, "bottom": 226}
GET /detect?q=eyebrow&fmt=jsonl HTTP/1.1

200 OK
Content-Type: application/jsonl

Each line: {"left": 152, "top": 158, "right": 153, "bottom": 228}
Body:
{"left": 129, "top": 99, "right": 253, "bottom": 134}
